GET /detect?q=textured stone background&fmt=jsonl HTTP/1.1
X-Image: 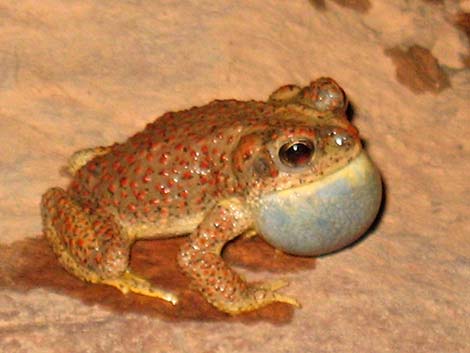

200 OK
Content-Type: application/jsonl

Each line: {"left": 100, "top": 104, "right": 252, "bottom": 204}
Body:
{"left": 0, "top": 1, "right": 469, "bottom": 352}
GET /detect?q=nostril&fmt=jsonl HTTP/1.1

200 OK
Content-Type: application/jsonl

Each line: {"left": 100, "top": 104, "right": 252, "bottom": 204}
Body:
{"left": 325, "top": 128, "right": 356, "bottom": 149}
{"left": 334, "top": 133, "right": 349, "bottom": 146}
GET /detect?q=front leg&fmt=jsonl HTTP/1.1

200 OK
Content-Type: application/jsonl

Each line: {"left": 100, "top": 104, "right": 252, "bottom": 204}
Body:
{"left": 66, "top": 146, "right": 112, "bottom": 175}
{"left": 177, "top": 198, "right": 300, "bottom": 315}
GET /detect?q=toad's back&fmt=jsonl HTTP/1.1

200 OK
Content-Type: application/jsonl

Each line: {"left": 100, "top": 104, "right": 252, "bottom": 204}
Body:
{"left": 68, "top": 100, "right": 275, "bottom": 223}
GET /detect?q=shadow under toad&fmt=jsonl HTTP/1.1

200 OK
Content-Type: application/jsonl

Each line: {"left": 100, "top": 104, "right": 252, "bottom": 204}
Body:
{"left": 0, "top": 235, "right": 315, "bottom": 324}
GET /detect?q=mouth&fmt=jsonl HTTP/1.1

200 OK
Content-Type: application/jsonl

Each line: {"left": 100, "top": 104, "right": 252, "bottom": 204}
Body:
{"left": 254, "top": 151, "right": 382, "bottom": 256}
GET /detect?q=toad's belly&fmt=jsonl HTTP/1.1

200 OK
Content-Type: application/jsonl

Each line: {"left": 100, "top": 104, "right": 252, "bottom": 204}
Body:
{"left": 254, "top": 151, "right": 382, "bottom": 256}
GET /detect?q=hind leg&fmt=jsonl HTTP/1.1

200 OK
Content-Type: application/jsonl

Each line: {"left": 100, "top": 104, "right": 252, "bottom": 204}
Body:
{"left": 41, "top": 187, "right": 177, "bottom": 304}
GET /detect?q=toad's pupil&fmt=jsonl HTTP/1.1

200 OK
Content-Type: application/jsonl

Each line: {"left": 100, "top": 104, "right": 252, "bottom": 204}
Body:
{"left": 280, "top": 141, "right": 314, "bottom": 167}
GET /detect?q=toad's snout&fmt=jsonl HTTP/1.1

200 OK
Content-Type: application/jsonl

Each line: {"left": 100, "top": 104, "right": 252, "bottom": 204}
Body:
{"left": 254, "top": 152, "right": 382, "bottom": 256}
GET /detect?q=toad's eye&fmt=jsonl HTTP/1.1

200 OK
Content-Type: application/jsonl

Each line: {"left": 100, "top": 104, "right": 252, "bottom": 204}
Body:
{"left": 279, "top": 139, "right": 315, "bottom": 168}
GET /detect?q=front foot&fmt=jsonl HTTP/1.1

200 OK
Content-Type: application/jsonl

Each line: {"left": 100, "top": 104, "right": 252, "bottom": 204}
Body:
{"left": 255, "top": 279, "right": 301, "bottom": 307}
{"left": 215, "top": 279, "right": 301, "bottom": 315}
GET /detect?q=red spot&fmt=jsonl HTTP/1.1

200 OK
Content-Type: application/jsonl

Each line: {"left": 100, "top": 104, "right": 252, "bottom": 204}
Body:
{"left": 128, "top": 204, "right": 137, "bottom": 212}
{"left": 143, "top": 175, "right": 152, "bottom": 183}
{"left": 146, "top": 153, "right": 154, "bottom": 162}
{"left": 208, "top": 177, "right": 216, "bottom": 186}
{"left": 168, "top": 179, "right": 175, "bottom": 187}
{"left": 159, "top": 153, "right": 169, "bottom": 164}
{"left": 175, "top": 143, "right": 184, "bottom": 151}
{"left": 162, "top": 196, "right": 172, "bottom": 205}
{"left": 87, "top": 163, "right": 97, "bottom": 171}
{"left": 108, "top": 184, "right": 117, "bottom": 194}
{"left": 130, "top": 181, "right": 138, "bottom": 189}
{"left": 200, "top": 160, "right": 210, "bottom": 169}
{"left": 104, "top": 229, "right": 113, "bottom": 239}
{"left": 126, "top": 154, "right": 136, "bottom": 165}
{"left": 120, "top": 177, "right": 129, "bottom": 187}
{"left": 347, "top": 124, "right": 359, "bottom": 137}
{"left": 134, "top": 165, "right": 143, "bottom": 175}
{"left": 216, "top": 174, "right": 226, "bottom": 184}
{"left": 226, "top": 186, "right": 235, "bottom": 194}
{"left": 160, "top": 207, "right": 169, "bottom": 217}
{"left": 136, "top": 191, "right": 147, "bottom": 201}
{"left": 180, "top": 190, "right": 189, "bottom": 199}
{"left": 102, "top": 173, "right": 112, "bottom": 182}
{"left": 199, "top": 175, "right": 208, "bottom": 184}
{"left": 201, "top": 145, "right": 209, "bottom": 154}
{"left": 182, "top": 171, "right": 193, "bottom": 180}
{"left": 150, "top": 198, "right": 160, "bottom": 205}
{"left": 159, "top": 170, "right": 169, "bottom": 177}
{"left": 158, "top": 185, "right": 170, "bottom": 195}
{"left": 64, "top": 220, "right": 73, "bottom": 232}
{"left": 270, "top": 169, "right": 279, "bottom": 178}
{"left": 220, "top": 153, "right": 228, "bottom": 163}
{"left": 190, "top": 150, "right": 198, "bottom": 159}
{"left": 77, "top": 239, "right": 84, "bottom": 247}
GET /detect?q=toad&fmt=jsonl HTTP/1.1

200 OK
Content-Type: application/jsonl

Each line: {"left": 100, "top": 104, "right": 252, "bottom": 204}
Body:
{"left": 41, "top": 78, "right": 382, "bottom": 314}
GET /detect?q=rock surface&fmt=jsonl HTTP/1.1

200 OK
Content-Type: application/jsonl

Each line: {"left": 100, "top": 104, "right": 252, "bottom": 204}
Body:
{"left": 0, "top": 1, "right": 468, "bottom": 352}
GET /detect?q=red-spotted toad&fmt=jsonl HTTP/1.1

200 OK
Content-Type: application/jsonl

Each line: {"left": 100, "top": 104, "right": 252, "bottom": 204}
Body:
{"left": 41, "top": 78, "right": 382, "bottom": 314}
